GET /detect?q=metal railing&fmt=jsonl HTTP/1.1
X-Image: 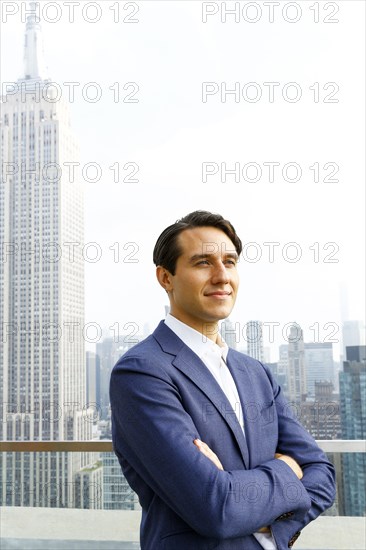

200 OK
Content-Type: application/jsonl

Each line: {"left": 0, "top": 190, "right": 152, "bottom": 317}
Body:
{"left": 0, "top": 439, "right": 365, "bottom": 452}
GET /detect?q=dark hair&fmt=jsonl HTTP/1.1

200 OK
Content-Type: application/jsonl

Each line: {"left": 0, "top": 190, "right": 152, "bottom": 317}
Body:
{"left": 153, "top": 210, "right": 242, "bottom": 275}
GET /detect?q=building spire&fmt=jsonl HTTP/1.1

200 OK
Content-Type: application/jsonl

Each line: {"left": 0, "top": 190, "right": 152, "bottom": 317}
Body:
{"left": 22, "top": 1, "right": 48, "bottom": 81}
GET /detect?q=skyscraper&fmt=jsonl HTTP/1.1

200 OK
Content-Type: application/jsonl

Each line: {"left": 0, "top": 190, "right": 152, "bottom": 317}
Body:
{"left": 96, "top": 337, "right": 125, "bottom": 420}
{"left": 102, "top": 451, "right": 140, "bottom": 511}
{"left": 287, "top": 323, "right": 306, "bottom": 403}
{"left": 304, "top": 342, "right": 334, "bottom": 396}
{"left": 342, "top": 320, "right": 366, "bottom": 360}
{"left": 277, "top": 343, "right": 289, "bottom": 396}
{"left": 300, "top": 381, "right": 341, "bottom": 441}
{"left": 0, "top": 4, "right": 97, "bottom": 507}
{"left": 339, "top": 347, "right": 366, "bottom": 516}
{"left": 86, "top": 351, "right": 101, "bottom": 410}
{"left": 245, "top": 320, "right": 264, "bottom": 362}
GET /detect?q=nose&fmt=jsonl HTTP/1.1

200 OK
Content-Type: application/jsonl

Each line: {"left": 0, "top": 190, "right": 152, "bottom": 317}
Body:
{"left": 211, "top": 261, "right": 229, "bottom": 285}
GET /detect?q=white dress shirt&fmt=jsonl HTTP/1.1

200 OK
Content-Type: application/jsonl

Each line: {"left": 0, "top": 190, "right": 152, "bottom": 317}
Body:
{"left": 164, "top": 314, "right": 277, "bottom": 550}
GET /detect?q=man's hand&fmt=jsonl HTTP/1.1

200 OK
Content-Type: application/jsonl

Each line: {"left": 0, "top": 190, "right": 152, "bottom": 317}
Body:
{"left": 275, "top": 453, "right": 303, "bottom": 480}
{"left": 193, "top": 439, "right": 224, "bottom": 470}
{"left": 193, "top": 440, "right": 272, "bottom": 535}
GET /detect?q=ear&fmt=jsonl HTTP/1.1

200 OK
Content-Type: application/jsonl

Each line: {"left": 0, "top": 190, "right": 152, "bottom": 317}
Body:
{"left": 156, "top": 266, "right": 174, "bottom": 292}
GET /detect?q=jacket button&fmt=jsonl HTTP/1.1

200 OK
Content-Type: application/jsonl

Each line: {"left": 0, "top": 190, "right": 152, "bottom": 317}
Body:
{"left": 275, "top": 511, "right": 295, "bottom": 521}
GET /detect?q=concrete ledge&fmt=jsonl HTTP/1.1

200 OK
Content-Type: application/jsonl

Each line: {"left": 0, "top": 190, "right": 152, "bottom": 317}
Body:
{"left": 0, "top": 508, "right": 140, "bottom": 542}
{"left": 1, "top": 508, "right": 365, "bottom": 549}
{"left": 296, "top": 516, "right": 366, "bottom": 549}
{"left": 1, "top": 540, "right": 139, "bottom": 550}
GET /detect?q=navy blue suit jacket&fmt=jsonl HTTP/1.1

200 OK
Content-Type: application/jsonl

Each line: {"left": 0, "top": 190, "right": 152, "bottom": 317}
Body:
{"left": 110, "top": 321, "right": 335, "bottom": 550}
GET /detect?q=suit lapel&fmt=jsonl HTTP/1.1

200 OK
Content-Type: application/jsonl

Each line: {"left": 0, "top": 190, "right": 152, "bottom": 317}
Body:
{"left": 226, "top": 350, "right": 257, "bottom": 469}
{"left": 153, "top": 321, "right": 250, "bottom": 468}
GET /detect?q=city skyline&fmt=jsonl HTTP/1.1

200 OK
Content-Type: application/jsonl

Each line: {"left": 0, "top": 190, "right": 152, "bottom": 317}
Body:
{"left": 0, "top": 6, "right": 101, "bottom": 507}
{"left": 0, "top": 4, "right": 365, "bottom": 524}
{"left": 1, "top": 1, "right": 364, "bottom": 361}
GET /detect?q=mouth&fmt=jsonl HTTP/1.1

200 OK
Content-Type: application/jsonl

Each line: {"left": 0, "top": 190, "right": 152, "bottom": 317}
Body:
{"left": 204, "top": 291, "right": 232, "bottom": 298}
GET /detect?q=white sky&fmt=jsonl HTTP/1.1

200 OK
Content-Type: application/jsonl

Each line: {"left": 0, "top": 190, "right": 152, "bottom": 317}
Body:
{"left": 1, "top": 0, "right": 365, "bottom": 361}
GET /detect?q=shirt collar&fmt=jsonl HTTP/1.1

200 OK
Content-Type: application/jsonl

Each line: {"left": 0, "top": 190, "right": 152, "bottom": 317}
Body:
{"left": 164, "top": 313, "right": 228, "bottom": 361}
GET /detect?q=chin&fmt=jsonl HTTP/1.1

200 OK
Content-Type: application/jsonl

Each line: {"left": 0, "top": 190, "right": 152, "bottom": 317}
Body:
{"left": 210, "top": 308, "right": 233, "bottom": 320}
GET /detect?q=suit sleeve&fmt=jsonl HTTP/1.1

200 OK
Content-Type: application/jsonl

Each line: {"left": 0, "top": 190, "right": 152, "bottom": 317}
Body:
{"left": 110, "top": 354, "right": 313, "bottom": 540}
{"left": 260, "top": 363, "right": 336, "bottom": 548}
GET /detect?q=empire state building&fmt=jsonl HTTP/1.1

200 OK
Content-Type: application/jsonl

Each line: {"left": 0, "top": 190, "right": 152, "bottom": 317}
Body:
{"left": 0, "top": 3, "right": 100, "bottom": 507}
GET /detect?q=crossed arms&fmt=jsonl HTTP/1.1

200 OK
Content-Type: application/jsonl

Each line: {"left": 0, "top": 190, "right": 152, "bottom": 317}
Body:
{"left": 194, "top": 438, "right": 303, "bottom": 534}
{"left": 110, "top": 353, "right": 336, "bottom": 545}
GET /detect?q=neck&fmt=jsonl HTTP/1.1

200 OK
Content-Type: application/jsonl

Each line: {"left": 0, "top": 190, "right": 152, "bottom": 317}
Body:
{"left": 168, "top": 312, "right": 219, "bottom": 343}
{"left": 201, "top": 322, "right": 219, "bottom": 343}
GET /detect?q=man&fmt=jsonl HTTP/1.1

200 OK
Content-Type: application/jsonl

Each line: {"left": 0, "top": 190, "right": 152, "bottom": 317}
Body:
{"left": 110, "top": 210, "right": 336, "bottom": 550}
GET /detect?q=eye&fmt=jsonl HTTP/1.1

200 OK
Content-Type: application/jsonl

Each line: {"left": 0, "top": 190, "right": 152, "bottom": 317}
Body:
{"left": 225, "top": 259, "right": 237, "bottom": 266}
{"left": 196, "top": 260, "right": 209, "bottom": 266}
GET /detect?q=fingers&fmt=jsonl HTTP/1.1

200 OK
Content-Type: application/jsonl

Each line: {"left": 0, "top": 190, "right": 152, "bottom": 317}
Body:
{"left": 194, "top": 439, "right": 224, "bottom": 470}
{"left": 276, "top": 454, "right": 303, "bottom": 480}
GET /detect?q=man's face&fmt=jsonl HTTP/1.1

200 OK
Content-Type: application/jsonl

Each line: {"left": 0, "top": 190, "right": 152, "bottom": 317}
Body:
{"left": 159, "top": 226, "right": 240, "bottom": 334}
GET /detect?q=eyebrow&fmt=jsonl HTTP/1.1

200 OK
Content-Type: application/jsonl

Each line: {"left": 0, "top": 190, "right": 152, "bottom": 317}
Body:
{"left": 188, "top": 252, "right": 239, "bottom": 264}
